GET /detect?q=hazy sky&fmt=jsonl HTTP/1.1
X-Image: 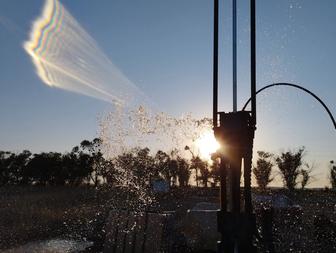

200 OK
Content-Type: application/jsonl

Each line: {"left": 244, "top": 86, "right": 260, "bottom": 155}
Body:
{"left": 0, "top": 0, "right": 335, "bottom": 186}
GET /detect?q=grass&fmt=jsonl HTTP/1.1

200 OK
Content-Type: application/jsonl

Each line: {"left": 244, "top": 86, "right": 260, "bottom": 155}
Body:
{"left": 0, "top": 186, "right": 110, "bottom": 250}
{"left": 0, "top": 186, "right": 217, "bottom": 250}
{"left": 1, "top": 186, "right": 336, "bottom": 252}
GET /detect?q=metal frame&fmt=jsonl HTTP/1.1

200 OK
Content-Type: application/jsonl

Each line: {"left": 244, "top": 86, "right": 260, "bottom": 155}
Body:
{"left": 213, "top": 1, "right": 257, "bottom": 252}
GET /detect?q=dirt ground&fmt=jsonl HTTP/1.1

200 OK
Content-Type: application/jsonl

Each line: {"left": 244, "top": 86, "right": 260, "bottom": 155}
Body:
{"left": 1, "top": 186, "right": 336, "bottom": 252}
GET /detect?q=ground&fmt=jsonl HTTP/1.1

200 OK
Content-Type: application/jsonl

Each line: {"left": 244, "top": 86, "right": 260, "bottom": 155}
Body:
{"left": 1, "top": 186, "right": 336, "bottom": 252}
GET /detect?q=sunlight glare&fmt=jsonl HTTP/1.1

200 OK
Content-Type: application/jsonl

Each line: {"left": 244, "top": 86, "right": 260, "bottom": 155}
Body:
{"left": 195, "top": 130, "right": 220, "bottom": 161}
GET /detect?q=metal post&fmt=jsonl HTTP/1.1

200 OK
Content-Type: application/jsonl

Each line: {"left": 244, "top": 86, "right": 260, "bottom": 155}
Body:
{"left": 219, "top": 158, "right": 227, "bottom": 213}
{"left": 213, "top": 1, "right": 257, "bottom": 252}
{"left": 231, "top": 155, "right": 241, "bottom": 213}
{"left": 233, "top": 0, "right": 237, "bottom": 112}
{"left": 250, "top": 0, "right": 256, "bottom": 127}
{"left": 215, "top": 112, "right": 257, "bottom": 253}
{"left": 213, "top": 0, "right": 219, "bottom": 128}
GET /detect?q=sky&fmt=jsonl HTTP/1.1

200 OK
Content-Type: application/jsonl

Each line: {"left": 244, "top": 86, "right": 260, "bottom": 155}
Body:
{"left": 0, "top": 0, "right": 335, "bottom": 187}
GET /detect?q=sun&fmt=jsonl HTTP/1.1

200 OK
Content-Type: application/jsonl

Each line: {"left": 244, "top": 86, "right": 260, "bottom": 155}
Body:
{"left": 195, "top": 130, "right": 220, "bottom": 161}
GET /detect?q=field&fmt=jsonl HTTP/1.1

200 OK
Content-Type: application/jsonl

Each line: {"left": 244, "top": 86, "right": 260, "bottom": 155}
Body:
{"left": 0, "top": 186, "right": 113, "bottom": 251}
{"left": 1, "top": 186, "right": 336, "bottom": 252}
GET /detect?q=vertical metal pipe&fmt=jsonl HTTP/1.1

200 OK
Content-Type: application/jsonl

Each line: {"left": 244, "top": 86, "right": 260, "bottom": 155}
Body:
{"left": 213, "top": 0, "right": 219, "bottom": 128}
{"left": 220, "top": 158, "right": 227, "bottom": 211}
{"left": 233, "top": 0, "right": 237, "bottom": 112}
{"left": 244, "top": 153, "right": 253, "bottom": 214}
{"left": 232, "top": 156, "right": 241, "bottom": 213}
{"left": 250, "top": 0, "right": 257, "bottom": 126}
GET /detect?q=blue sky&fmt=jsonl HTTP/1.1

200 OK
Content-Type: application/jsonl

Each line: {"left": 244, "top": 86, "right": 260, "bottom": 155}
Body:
{"left": 0, "top": 0, "right": 335, "bottom": 186}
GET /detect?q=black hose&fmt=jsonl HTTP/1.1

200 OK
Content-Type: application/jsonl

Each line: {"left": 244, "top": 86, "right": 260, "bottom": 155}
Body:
{"left": 242, "top": 82, "right": 336, "bottom": 130}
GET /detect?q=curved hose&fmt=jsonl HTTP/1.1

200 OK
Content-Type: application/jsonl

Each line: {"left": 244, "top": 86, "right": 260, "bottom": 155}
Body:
{"left": 242, "top": 83, "right": 336, "bottom": 130}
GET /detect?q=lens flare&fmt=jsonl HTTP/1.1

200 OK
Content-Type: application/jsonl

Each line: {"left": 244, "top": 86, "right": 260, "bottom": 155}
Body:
{"left": 24, "top": 0, "right": 148, "bottom": 107}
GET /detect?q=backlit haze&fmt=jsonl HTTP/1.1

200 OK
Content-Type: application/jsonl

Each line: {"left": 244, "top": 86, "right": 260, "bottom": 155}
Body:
{"left": 0, "top": 0, "right": 335, "bottom": 187}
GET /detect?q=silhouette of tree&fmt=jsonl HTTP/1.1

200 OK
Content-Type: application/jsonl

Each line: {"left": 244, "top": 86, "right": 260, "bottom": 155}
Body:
{"left": 0, "top": 150, "right": 32, "bottom": 185}
{"left": 103, "top": 159, "right": 116, "bottom": 186}
{"left": 190, "top": 156, "right": 203, "bottom": 187}
{"left": 154, "top": 150, "right": 171, "bottom": 183}
{"left": 190, "top": 156, "right": 209, "bottom": 187}
{"left": 176, "top": 156, "right": 191, "bottom": 187}
{"left": 0, "top": 151, "right": 13, "bottom": 186}
{"left": 61, "top": 148, "right": 91, "bottom": 186}
{"left": 155, "top": 151, "right": 193, "bottom": 187}
{"left": 276, "top": 147, "right": 305, "bottom": 191}
{"left": 184, "top": 145, "right": 201, "bottom": 187}
{"left": 114, "top": 151, "right": 135, "bottom": 184}
{"left": 8, "top": 150, "right": 32, "bottom": 184}
{"left": 168, "top": 159, "right": 178, "bottom": 187}
{"left": 133, "top": 147, "right": 155, "bottom": 187}
{"left": 153, "top": 149, "right": 191, "bottom": 187}
{"left": 25, "top": 152, "right": 63, "bottom": 185}
{"left": 80, "top": 138, "right": 106, "bottom": 186}
{"left": 199, "top": 161, "right": 210, "bottom": 188}
{"left": 210, "top": 159, "right": 220, "bottom": 187}
{"left": 253, "top": 151, "right": 274, "bottom": 191}
{"left": 330, "top": 160, "right": 336, "bottom": 189}
{"left": 0, "top": 142, "right": 110, "bottom": 186}
{"left": 300, "top": 163, "right": 314, "bottom": 189}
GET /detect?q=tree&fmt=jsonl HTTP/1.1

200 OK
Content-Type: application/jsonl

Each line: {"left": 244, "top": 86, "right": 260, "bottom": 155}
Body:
{"left": 114, "top": 151, "right": 135, "bottom": 187}
{"left": 80, "top": 138, "right": 106, "bottom": 186}
{"left": 253, "top": 151, "right": 274, "bottom": 191}
{"left": 103, "top": 159, "right": 116, "bottom": 186}
{"left": 198, "top": 160, "right": 210, "bottom": 188}
{"left": 0, "top": 151, "right": 13, "bottom": 186}
{"left": 0, "top": 150, "right": 32, "bottom": 185}
{"left": 133, "top": 147, "right": 155, "bottom": 186}
{"left": 185, "top": 145, "right": 202, "bottom": 187}
{"left": 168, "top": 159, "right": 179, "bottom": 187}
{"left": 190, "top": 156, "right": 204, "bottom": 187}
{"left": 25, "top": 152, "right": 63, "bottom": 185}
{"left": 176, "top": 156, "right": 191, "bottom": 187}
{"left": 154, "top": 150, "right": 170, "bottom": 182}
{"left": 276, "top": 147, "right": 305, "bottom": 191}
{"left": 330, "top": 160, "right": 336, "bottom": 189}
{"left": 0, "top": 142, "right": 106, "bottom": 187}
{"left": 210, "top": 159, "right": 220, "bottom": 187}
{"left": 8, "top": 150, "right": 32, "bottom": 184}
{"left": 300, "top": 163, "right": 314, "bottom": 189}
{"left": 154, "top": 150, "right": 184, "bottom": 187}
{"left": 61, "top": 148, "right": 92, "bottom": 186}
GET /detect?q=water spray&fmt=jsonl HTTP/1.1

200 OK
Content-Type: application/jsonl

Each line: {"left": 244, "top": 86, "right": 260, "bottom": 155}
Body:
{"left": 24, "top": 0, "right": 149, "bottom": 108}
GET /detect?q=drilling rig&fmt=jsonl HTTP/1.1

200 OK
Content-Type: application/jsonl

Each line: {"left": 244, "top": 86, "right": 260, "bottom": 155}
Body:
{"left": 212, "top": 1, "right": 257, "bottom": 252}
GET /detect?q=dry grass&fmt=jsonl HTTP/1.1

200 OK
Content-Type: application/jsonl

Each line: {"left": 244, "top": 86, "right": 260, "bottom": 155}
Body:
{"left": 0, "top": 186, "right": 109, "bottom": 250}
{"left": 2, "top": 186, "right": 336, "bottom": 252}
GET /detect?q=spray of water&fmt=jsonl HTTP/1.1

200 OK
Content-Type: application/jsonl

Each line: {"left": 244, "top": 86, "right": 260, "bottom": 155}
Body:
{"left": 98, "top": 106, "right": 213, "bottom": 211}
{"left": 99, "top": 106, "right": 212, "bottom": 160}
{"left": 24, "top": 0, "right": 148, "bottom": 107}
{"left": 23, "top": 0, "right": 215, "bottom": 213}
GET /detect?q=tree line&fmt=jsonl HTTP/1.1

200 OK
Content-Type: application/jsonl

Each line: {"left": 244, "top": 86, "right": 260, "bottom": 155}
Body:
{"left": 253, "top": 147, "right": 336, "bottom": 191}
{"left": 0, "top": 140, "right": 334, "bottom": 190}
{"left": 0, "top": 138, "right": 217, "bottom": 188}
